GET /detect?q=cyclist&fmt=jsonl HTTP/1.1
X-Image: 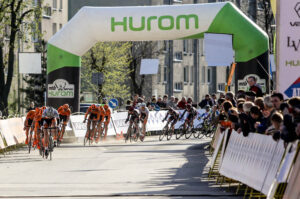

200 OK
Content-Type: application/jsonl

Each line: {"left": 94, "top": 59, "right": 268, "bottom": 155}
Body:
{"left": 162, "top": 107, "right": 179, "bottom": 132}
{"left": 95, "top": 105, "right": 105, "bottom": 143}
{"left": 179, "top": 104, "right": 198, "bottom": 129}
{"left": 199, "top": 105, "right": 211, "bottom": 120}
{"left": 57, "top": 104, "right": 71, "bottom": 143}
{"left": 34, "top": 106, "right": 46, "bottom": 149}
{"left": 83, "top": 104, "right": 100, "bottom": 142}
{"left": 24, "top": 109, "right": 35, "bottom": 145}
{"left": 103, "top": 104, "right": 111, "bottom": 140}
{"left": 139, "top": 103, "right": 149, "bottom": 140}
{"left": 125, "top": 106, "right": 140, "bottom": 139}
{"left": 42, "top": 107, "right": 59, "bottom": 156}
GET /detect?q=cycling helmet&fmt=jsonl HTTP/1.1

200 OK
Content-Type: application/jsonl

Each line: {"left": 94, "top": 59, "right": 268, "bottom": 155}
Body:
{"left": 186, "top": 104, "right": 192, "bottom": 109}
{"left": 91, "top": 104, "right": 96, "bottom": 109}
{"left": 140, "top": 103, "right": 146, "bottom": 108}
{"left": 205, "top": 105, "right": 210, "bottom": 109}
{"left": 104, "top": 104, "right": 109, "bottom": 110}
{"left": 45, "top": 107, "right": 55, "bottom": 118}
{"left": 63, "top": 104, "right": 69, "bottom": 109}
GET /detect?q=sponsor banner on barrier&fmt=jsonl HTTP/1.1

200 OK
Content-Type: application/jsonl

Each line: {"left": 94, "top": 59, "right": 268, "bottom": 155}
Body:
{"left": 219, "top": 131, "right": 285, "bottom": 195}
{"left": 0, "top": 118, "right": 26, "bottom": 146}
{"left": 210, "top": 127, "right": 225, "bottom": 169}
{"left": 0, "top": 131, "right": 5, "bottom": 149}
{"left": 70, "top": 109, "right": 206, "bottom": 137}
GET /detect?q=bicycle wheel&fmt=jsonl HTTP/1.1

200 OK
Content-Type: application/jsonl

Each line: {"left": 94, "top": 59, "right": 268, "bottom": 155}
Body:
{"left": 83, "top": 131, "right": 89, "bottom": 147}
{"left": 125, "top": 128, "right": 130, "bottom": 143}
{"left": 166, "top": 129, "right": 173, "bottom": 140}
{"left": 193, "top": 124, "right": 202, "bottom": 138}
{"left": 176, "top": 125, "right": 184, "bottom": 140}
{"left": 49, "top": 136, "right": 54, "bottom": 161}
{"left": 133, "top": 128, "right": 139, "bottom": 142}
{"left": 159, "top": 126, "right": 167, "bottom": 141}
{"left": 28, "top": 130, "right": 33, "bottom": 154}
{"left": 185, "top": 126, "right": 193, "bottom": 139}
{"left": 198, "top": 126, "right": 205, "bottom": 139}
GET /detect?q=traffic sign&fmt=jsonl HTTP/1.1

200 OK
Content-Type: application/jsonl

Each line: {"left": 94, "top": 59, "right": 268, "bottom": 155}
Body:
{"left": 108, "top": 98, "right": 119, "bottom": 109}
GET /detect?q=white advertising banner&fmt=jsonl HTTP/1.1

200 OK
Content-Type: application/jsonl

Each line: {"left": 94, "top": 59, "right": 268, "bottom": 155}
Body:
{"left": 140, "top": 59, "right": 159, "bottom": 75}
{"left": 219, "top": 131, "right": 285, "bottom": 195}
{"left": 0, "top": 119, "right": 17, "bottom": 146}
{"left": 277, "top": 0, "right": 300, "bottom": 98}
{"left": 204, "top": 33, "right": 234, "bottom": 66}
{"left": 70, "top": 109, "right": 206, "bottom": 137}
{"left": 19, "top": 53, "right": 42, "bottom": 74}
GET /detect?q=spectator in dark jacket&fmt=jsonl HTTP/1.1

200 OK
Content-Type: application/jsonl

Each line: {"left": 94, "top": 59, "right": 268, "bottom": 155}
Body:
{"left": 199, "top": 94, "right": 213, "bottom": 108}
{"left": 247, "top": 76, "right": 263, "bottom": 97}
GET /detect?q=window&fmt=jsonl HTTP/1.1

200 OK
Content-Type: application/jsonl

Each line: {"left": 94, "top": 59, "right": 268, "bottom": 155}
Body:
{"left": 175, "top": 82, "right": 183, "bottom": 91}
{"left": 31, "top": 23, "right": 38, "bottom": 43}
{"left": 163, "top": 66, "right": 167, "bottom": 82}
{"left": 52, "top": 23, "right": 57, "bottom": 35}
{"left": 191, "top": 66, "right": 194, "bottom": 83}
{"left": 183, "top": 40, "right": 188, "bottom": 53}
{"left": 218, "top": 83, "right": 225, "bottom": 91}
{"left": 174, "top": 52, "right": 182, "bottom": 62}
{"left": 207, "top": 68, "right": 211, "bottom": 83}
{"left": 184, "top": 66, "right": 189, "bottom": 83}
{"left": 59, "top": 0, "right": 63, "bottom": 10}
{"left": 43, "top": 6, "right": 51, "bottom": 18}
{"left": 33, "top": 0, "right": 38, "bottom": 6}
{"left": 59, "top": 23, "right": 63, "bottom": 29}
{"left": 53, "top": 0, "right": 57, "bottom": 10}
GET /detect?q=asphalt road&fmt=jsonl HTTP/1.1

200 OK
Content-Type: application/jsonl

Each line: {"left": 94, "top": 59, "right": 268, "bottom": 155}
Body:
{"left": 0, "top": 136, "right": 242, "bottom": 199}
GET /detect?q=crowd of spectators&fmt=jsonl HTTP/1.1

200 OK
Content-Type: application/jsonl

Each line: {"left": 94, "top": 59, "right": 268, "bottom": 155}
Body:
{"left": 126, "top": 89, "right": 299, "bottom": 145}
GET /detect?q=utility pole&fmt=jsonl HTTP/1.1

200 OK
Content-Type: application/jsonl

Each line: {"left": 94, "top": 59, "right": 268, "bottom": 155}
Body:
{"left": 167, "top": 0, "right": 173, "bottom": 97}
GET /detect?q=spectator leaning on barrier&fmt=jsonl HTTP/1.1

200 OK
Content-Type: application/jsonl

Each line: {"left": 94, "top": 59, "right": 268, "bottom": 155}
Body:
{"left": 177, "top": 97, "right": 187, "bottom": 110}
{"left": 266, "top": 112, "right": 283, "bottom": 136}
{"left": 247, "top": 76, "right": 263, "bottom": 97}
{"left": 238, "top": 101, "right": 255, "bottom": 136}
{"left": 271, "top": 92, "right": 284, "bottom": 111}
{"left": 174, "top": 97, "right": 179, "bottom": 104}
{"left": 156, "top": 97, "right": 166, "bottom": 108}
{"left": 263, "top": 96, "right": 276, "bottom": 127}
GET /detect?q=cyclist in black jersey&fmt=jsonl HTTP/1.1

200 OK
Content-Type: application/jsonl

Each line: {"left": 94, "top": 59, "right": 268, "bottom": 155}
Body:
{"left": 179, "top": 104, "right": 198, "bottom": 129}
{"left": 162, "top": 107, "right": 179, "bottom": 132}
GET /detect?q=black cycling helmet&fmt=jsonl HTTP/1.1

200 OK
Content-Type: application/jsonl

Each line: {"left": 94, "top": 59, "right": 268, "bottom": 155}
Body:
{"left": 128, "top": 106, "right": 134, "bottom": 112}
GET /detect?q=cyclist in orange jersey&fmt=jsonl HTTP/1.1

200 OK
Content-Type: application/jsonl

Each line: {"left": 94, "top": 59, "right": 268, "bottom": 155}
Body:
{"left": 95, "top": 105, "right": 105, "bottom": 143}
{"left": 34, "top": 107, "right": 45, "bottom": 149}
{"left": 24, "top": 110, "right": 35, "bottom": 145}
{"left": 57, "top": 104, "right": 71, "bottom": 142}
{"left": 103, "top": 104, "right": 111, "bottom": 139}
{"left": 83, "top": 104, "right": 100, "bottom": 141}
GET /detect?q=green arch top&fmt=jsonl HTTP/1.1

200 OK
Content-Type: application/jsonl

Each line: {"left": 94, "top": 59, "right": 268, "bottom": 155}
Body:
{"left": 47, "top": 2, "right": 268, "bottom": 74}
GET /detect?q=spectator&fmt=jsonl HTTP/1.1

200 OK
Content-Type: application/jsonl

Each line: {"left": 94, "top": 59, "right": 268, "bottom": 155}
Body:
{"left": 254, "top": 97, "right": 264, "bottom": 111}
{"left": 199, "top": 94, "right": 213, "bottom": 108}
{"left": 245, "top": 91, "right": 256, "bottom": 102}
{"left": 250, "top": 105, "right": 266, "bottom": 134}
{"left": 219, "top": 92, "right": 225, "bottom": 99}
{"left": 174, "top": 97, "right": 179, "bottom": 104}
{"left": 187, "top": 97, "right": 193, "bottom": 104}
{"left": 271, "top": 92, "right": 284, "bottom": 111}
{"left": 238, "top": 101, "right": 255, "bottom": 136}
{"left": 237, "top": 101, "right": 244, "bottom": 113}
{"left": 236, "top": 90, "right": 246, "bottom": 99}
{"left": 211, "top": 94, "right": 217, "bottom": 106}
{"left": 27, "top": 101, "right": 35, "bottom": 112}
{"left": 163, "top": 95, "right": 168, "bottom": 104}
{"left": 225, "top": 92, "right": 237, "bottom": 107}
{"left": 156, "top": 97, "right": 166, "bottom": 108}
{"left": 167, "top": 96, "right": 177, "bottom": 109}
{"left": 266, "top": 112, "right": 283, "bottom": 136}
{"left": 247, "top": 76, "right": 263, "bottom": 97}
{"left": 177, "top": 97, "right": 187, "bottom": 110}
{"left": 132, "top": 94, "right": 139, "bottom": 107}
{"left": 263, "top": 96, "right": 276, "bottom": 127}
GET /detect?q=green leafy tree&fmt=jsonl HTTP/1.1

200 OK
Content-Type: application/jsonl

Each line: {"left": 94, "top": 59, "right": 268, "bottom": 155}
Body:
{"left": 81, "top": 42, "right": 132, "bottom": 103}
{"left": 0, "top": 0, "right": 42, "bottom": 116}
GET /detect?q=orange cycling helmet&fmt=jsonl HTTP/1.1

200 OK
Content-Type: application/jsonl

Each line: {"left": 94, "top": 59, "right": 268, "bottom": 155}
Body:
{"left": 63, "top": 104, "right": 69, "bottom": 109}
{"left": 103, "top": 104, "right": 109, "bottom": 110}
{"left": 91, "top": 104, "right": 96, "bottom": 109}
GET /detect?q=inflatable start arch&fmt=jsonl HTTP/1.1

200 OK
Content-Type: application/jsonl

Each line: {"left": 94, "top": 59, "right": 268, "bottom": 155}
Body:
{"left": 47, "top": 2, "right": 268, "bottom": 111}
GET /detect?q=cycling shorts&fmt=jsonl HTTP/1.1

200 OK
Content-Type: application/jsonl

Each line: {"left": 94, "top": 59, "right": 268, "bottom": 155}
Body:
{"left": 27, "top": 119, "right": 33, "bottom": 126}
{"left": 187, "top": 113, "right": 195, "bottom": 121}
{"left": 130, "top": 115, "right": 139, "bottom": 123}
{"left": 43, "top": 118, "right": 54, "bottom": 127}
{"left": 141, "top": 113, "right": 146, "bottom": 120}
{"left": 169, "top": 116, "right": 178, "bottom": 126}
{"left": 99, "top": 115, "right": 103, "bottom": 122}
{"left": 104, "top": 116, "right": 109, "bottom": 121}
{"left": 59, "top": 115, "right": 68, "bottom": 123}
{"left": 89, "top": 113, "right": 97, "bottom": 120}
